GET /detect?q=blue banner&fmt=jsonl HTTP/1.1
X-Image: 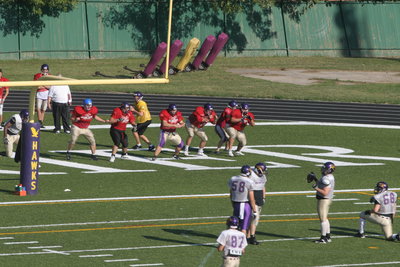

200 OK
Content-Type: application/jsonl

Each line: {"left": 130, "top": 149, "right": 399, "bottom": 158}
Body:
{"left": 19, "top": 122, "right": 40, "bottom": 195}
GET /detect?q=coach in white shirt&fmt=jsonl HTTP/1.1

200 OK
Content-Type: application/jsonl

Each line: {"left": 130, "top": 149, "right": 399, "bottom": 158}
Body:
{"left": 48, "top": 85, "right": 72, "bottom": 134}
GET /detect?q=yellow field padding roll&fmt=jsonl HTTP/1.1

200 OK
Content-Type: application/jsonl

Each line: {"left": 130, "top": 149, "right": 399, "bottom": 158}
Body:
{"left": 176, "top": 38, "right": 200, "bottom": 71}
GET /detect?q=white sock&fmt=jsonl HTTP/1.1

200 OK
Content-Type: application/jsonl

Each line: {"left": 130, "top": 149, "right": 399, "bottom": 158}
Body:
{"left": 198, "top": 148, "right": 203, "bottom": 153}
{"left": 321, "top": 221, "right": 329, "bottom": 236}
{"left": 359, "top": 218, "right": 366, "bottom": 233}
{"left": 185, "top": 145, "right": 189, "bottom": 151}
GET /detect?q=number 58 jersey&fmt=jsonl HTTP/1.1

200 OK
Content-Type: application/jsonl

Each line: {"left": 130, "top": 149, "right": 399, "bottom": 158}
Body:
{"left": 228, "top": 175, "right": 255, "bottom": 202}
{"left": 373, "top": 190, "right": 398, "bottom": 215}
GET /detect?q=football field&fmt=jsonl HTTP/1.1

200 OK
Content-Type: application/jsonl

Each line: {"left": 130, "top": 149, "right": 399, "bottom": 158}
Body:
{"left": 1, "top": 119, "right": 400, "bottom": 266}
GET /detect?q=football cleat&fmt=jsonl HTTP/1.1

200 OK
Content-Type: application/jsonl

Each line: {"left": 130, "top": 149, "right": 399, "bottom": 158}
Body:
{"left": 150, "top": 157, "right": 157, "bottom": 161}
{"left": 355, "top": 232, "right": 366, "bottom": 238}
{"left": 66, "top": 152, "right": 71, "bottom": 161}
{"left": 91, "top": 155, "right": 98, "bottom": 161}
{"left": 248, "top": 236, "right": 260, "bottom": 245}
{"left": 121, "top": 154, "right": 129, "bottom": 159}
{"left": 197, "top": 152, "right": 207, "bottom": 157}
{"left": 132, "top": 144, "right": 142, "bottom": 150}
{"left": 234, "top": 151, "right": 245, "bottom": 156}
{"left": 65, "top": 130, "right": 71, "bottom": 134}
{"left": 228, "top": 151, "right": 234, "bottom": 157}
{"left": 148, "top": 144, "right": 155, "bottom": 151}
{"left": 184, "top": 151, "right": 190, "bottom": 156}
{"left": 173, "top": 154, "right": 181, "bottom": 160}
{"left": 314, "top": 237, "right": 328, "bottom": 244}
{"left": 109, "top": 155, "right": 116, "bottom": 162}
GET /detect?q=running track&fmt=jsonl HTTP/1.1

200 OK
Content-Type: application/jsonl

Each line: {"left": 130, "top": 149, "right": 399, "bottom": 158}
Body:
{"left": 5, "top": 90, "right": 400, "bottom": 125}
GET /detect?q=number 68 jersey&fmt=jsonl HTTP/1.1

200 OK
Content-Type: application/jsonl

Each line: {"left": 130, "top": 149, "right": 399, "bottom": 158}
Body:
{"left": 373, "top": 190, "right": 398, "bottom": 215}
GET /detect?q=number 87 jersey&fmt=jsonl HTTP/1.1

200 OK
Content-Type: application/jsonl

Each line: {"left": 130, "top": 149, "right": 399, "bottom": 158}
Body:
{"left": 228, "top": 175, "right": 255, "bottom": 202}
{"left": 374, "top": 190, "right": 398, "bottom": 215}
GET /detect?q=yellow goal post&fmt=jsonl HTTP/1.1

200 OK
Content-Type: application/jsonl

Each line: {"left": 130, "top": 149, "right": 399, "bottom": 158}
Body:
{"left": 0, "top": 0, "right": 174, "bottom": 121}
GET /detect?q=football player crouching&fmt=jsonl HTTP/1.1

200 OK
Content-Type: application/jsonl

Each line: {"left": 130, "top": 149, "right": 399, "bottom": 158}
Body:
{"left": 66, "top": 98, "right": 109, "bottom": 161}
{"left": 217, "top": 216, "right": 248, "bottom": 267}
{"left": 356, "top": 181, "right": 400, "bottom": 241}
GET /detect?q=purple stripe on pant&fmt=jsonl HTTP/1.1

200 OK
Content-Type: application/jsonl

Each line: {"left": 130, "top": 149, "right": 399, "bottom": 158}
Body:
{"left": 233, "top": 202, "right": 252, "bottom": 231}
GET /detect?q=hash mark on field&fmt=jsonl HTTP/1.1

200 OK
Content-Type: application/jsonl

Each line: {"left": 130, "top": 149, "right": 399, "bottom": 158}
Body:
{"left": 313, "top": 260, "right": 400, "bottom": 266}
{"left": 104, "top": 258, "right": 139, "bottom": 262}
{"left": 4, "top": 241, "right": 38, "bottom": 245}
{"left": 42, "top": 249, "right": 70, "bottom": 255}
{"left": 0, "top": 237, "right": 14, "bottom": 240}
{"left": 129, "top": 264, "right": 164, "bottom": 267}
{"left": 29, "top": 246, "right": 62, "bottom": 249}
{"left": 79, "top": 254, "right": 113, "bottom": 258}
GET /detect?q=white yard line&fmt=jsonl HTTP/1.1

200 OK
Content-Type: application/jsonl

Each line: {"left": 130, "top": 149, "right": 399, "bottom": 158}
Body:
{"left": 28, "top": 246, "right": 63, "bottom": 249}
{"left": 4, "top": 241, "right": 39, "bottom": 245}
{"left": 0, "top": 237, "right": 14, "bottom": 240}
{"left": 79, "top": 254, "right": 113, "bottom": 258}
{"left": 104, "top": 258, "right": 139, "bottom": 262}
{"left": 0, "top": 188, "right": 395, "bottom": 206}
{"left": 313, "top": 261, "right": 400, "bottom": 267}
{"left": 129, "top": 264, "right": 164, "bottom": 267}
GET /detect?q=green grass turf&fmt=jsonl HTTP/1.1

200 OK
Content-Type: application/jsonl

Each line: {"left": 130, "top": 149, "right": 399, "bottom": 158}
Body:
{"left": 1, "top": 114, "right": 400, "bottom": 266}
{"left": 2, "top": 56, "right": 400, "bottom": 103}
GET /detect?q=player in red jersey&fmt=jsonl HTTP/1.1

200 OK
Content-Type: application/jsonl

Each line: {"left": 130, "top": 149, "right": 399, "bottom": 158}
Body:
{"left": 66, "top": 99, "right": 109, "bottom": 161}
{"left": 184, "top": 103, "right": 217, "bottom": 156}
{"left": 0, "top": 69, "right": 10, "bottom": 129}
{"left": 214, "top": 100, "right": 238, "bottom": 154}
{"left": 226, "top": 103, "right": 255, "bottom": 157}
{"left": 34, "top": 64, "right": 50, "bottom": 128}
{"left": 151, "top": 104, "right": 185, "bottom": 160}
{"left": 108, "top": 102, "right": 136, "bottom": 162}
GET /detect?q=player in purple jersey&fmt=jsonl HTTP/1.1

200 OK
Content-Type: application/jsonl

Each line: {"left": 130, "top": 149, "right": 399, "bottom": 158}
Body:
{"left": 228, "top": 165, "right": 257, "bottom": 234}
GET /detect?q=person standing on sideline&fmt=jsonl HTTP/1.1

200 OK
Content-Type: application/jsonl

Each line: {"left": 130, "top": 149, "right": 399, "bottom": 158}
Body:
{"left": 109, "top": 102, "right": 136, "bottom": 162}
{"left": 151, "top": 104, "right": 185, "bottom": 161}
{"left": 215, "top": 100, "right": 237, "bottom": 154}
{"left": 184, "top": 103, "right": 217, "bottom": 156}
{"left": 130, "top": 91, "right": 155, "bottom": 151}
{"left": 217, "top": 216, "right": 248, "bottom": 267}
{"left": 247, "top": 162, "right": 267, "bottom": 245}
{"left": 66, "top": 98, "right": 109, "bottom": 161}
{"left": 0, "top": 69, "right": 10, "bottom": 129}
{"left": 307, "top": 161, "right": 336, "bottom": 244}
{"left": 356, "top": 181, "right": 399, "bottom": 241}
{"left": 47, "top": 82, "right": 72, "bottom": 134}
{"left": 3, "top": 109, "right": 29, "bottom": 158}
{"left": 228, "top": 165, "right": 257, "bottom": 234}
{"left": 34, "top": 64, "right": 50, "bottom": 128}
{"left": 226, "top": 103, "right": 255, "bottom": 157}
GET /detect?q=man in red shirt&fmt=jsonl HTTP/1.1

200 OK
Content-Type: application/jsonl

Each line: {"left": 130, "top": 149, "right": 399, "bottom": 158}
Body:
{"left": 184, "top": 103, "right": 217, "bottom": 156}
{"left": 226, "top": 103, "right": 255, "bottom": 157}
{"left": 109, "top": 102, "right": 136, "bottom": 162}
{"left": 152, "top": 104, "right": 185, "bottom": 161}
{"left": 0, "top": 69, "right": 10, "bottom": 129}
{"left": 34, "top": 64, "right": 50, "bottom": 128}
{"left": 214, "top": 100, "right": 237, "bottom": 154}
{"left": 66, "top": 98, "right": 109, "bottom": 161}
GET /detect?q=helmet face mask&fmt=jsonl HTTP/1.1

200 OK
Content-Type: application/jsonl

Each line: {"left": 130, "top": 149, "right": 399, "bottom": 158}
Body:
{"left": 168, "top": 104, "right": 177, "bottom": 115}
{"left": 133, "top": 91, "right": 143, "bottom": 101}
{"left": 374, "top": 181, "right": 388, "bottom": 194}
{"left": 240, "top": 103, "right": 249, "bottom": 111}
{"left": 226, "top": 216, "right": 239, "bottom": 229}
{"left": 255, "top": 162, "right": 267, "bottom": 177}
{"left": 241, "top": 165, "right": 251, "bottom": 177}
{"left": 41, "top": 64, "right": 49, "bottom": 74}
{"left": 321, "top": 162, "right": 335, "bottom": 174}
{"left": 19, "top": 109, "right": 29, "bottom": 122}
{"left": 83, "top": 98, "right": 92, "bottom": 111}
{"left": 120, "top": 102, "right": 130, "bottom": 113}
{"left": 228, "top": 100, "right": 238, "bottom": 109}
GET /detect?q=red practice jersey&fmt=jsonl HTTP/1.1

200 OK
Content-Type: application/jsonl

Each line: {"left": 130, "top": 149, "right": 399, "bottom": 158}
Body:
{"left": 72, "top": 106, "right": 99, "bottom": 129}
{"left": 159, "top": 109, "right": 183, "bottom": 132}
{"left": 229, "top": 109, "right": 255, "bottom": 131}
{"left": 0, "top": 77, "right": 9, "bottom": 98}
{"left": 34, "top": 73, "right": 51, "bottom": 92}
{"left": 111, "top": 107, "right": 135, "bottom": 131}
{"left": 188, "top": 106, "right": 217, "bottom": 128}
{"left": 216, "top": 107, "right": 234, "bottom": 128}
